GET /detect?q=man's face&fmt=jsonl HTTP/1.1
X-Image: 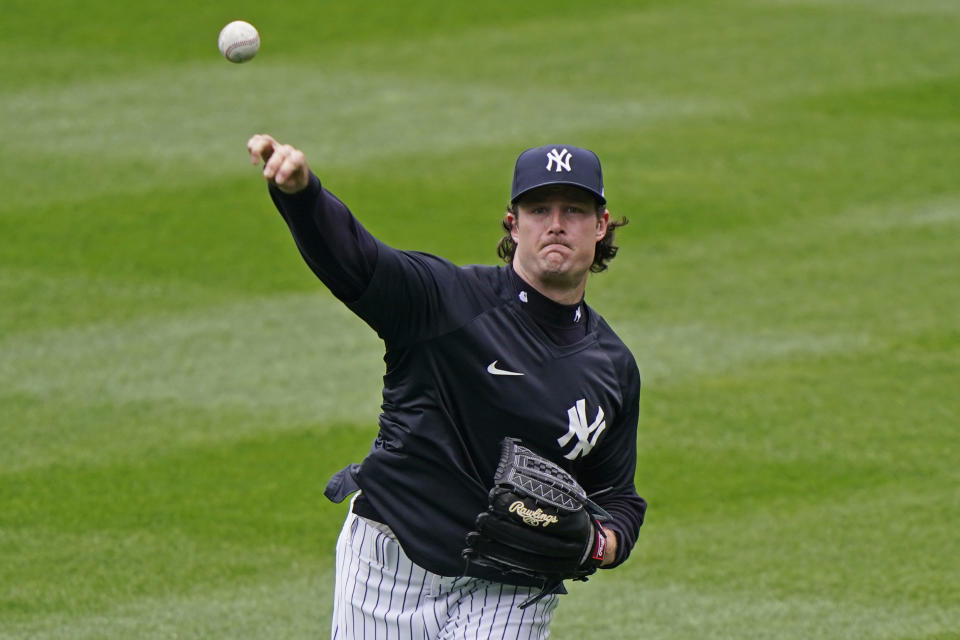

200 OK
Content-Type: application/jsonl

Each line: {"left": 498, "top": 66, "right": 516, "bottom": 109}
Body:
{"left": 508, "top": 185, "right": 609, "bottom": 292}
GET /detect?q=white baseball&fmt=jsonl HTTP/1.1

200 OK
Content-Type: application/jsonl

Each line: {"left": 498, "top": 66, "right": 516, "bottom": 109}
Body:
{"left": 218, "top": 20, "right": 260, "bottom": 63}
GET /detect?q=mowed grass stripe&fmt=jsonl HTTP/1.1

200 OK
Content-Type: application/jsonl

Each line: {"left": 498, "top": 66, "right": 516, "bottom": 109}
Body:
{"left": 0, "top": 292, "right": 383, "bottom": 471}
{"left": 0, "top": 527, "right": 317, "bottom": 616}
{"left": 0, "top": 268, "right": 244, "bottom": 335}
{"left": 599, "top": 193, "right": 959, "bottom": 379}
{"left": 642, "top": 485, "right": 960, "bottom": 601}
{"left": 0, "top": 393, "right": 327, "bottom": 475}
{"left": 749, "top": 0, "right": 960, "bottom": 16}
{"left": 641, "top": 349, "right": 959, "bottom": 477}
{"left": 557, "top": 577, "right": 960, "bottom": 640}
{"left": 0, "top": 570, "right": 333, "bottom": 640}
{"left": 1, "top": 427, "right": 366, "bottom": 615}
{"left": 582, "top": 488, "right": 960, "bottom": 638}
{"left": 0, "top": 291, "right": 382, "bottom": 415}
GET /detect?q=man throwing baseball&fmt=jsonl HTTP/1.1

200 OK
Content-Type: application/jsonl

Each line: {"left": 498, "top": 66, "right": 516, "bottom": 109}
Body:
{"left": 246, "top": 134, "right": 647, "bottom": 639}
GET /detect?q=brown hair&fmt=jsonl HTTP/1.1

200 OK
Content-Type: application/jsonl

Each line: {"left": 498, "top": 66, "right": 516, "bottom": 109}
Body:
{"left": 496, "top": 204, "right": 629, "bottom": 273}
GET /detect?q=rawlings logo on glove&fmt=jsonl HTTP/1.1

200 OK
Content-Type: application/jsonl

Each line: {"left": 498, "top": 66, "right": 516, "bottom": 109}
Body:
{"left": 509, "top": 501, "right": 560, "bottom": 527}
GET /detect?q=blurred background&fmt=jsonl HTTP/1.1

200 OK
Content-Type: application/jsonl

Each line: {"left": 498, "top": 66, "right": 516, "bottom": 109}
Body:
{"left": 1, "top": 1, "right": 958, "bottom": 638}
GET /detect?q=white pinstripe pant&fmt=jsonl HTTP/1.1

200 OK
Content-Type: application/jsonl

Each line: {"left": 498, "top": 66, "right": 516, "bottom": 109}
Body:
{"left": 332, "top": 503, "right": 558, "bottom": 640}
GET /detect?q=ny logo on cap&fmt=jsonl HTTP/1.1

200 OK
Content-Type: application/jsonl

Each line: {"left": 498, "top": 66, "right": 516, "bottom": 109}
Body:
{"left": 545, "top": 148, "right": 572, "bottom": 173}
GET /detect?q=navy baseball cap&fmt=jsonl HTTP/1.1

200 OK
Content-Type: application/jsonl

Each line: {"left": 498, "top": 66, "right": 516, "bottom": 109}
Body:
{"left": 510, "top": 144, "right": 606, "bottom": 205}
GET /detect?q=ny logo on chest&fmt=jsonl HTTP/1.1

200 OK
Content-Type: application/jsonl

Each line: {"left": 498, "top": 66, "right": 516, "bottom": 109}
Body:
{"left": 557, "top": 398, "right": 606, "bottom": 460}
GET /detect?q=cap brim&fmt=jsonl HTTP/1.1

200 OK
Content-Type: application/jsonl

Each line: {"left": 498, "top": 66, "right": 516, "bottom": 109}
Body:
{"left": 511, "top": 180, "right": 606, "bottom": 206}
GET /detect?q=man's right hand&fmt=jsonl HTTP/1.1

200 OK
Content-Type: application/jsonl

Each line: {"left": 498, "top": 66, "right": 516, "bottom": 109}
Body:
{"left": 246, "top": 134, "right": 311, "bottom": 194}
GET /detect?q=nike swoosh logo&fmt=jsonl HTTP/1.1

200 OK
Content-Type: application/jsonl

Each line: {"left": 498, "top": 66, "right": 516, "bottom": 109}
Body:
{"left": 487, "top": 361, "right": 524, "bottom": 376}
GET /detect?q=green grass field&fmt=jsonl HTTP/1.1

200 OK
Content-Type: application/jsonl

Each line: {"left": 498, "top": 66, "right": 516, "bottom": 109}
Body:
{"left": 2, "top": 0, "right": 959, "bottom": 638}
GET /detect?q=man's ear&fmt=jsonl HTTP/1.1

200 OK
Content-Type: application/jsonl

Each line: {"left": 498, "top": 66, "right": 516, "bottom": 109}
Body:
{"left": 507, "top": 212, "right": 519, "bottom": 243}
{"left": 596, "top": 210, "right": 610, "bottom": 241}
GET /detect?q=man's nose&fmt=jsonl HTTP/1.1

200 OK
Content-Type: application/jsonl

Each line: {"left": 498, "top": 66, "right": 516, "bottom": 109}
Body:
{"left": 547, "top": 207, "right": 565, "bottom": 230}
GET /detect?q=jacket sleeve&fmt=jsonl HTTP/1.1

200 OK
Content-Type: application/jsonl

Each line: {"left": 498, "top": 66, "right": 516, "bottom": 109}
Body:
{"left": 269, "top": 173, "right": 379, "bottom": 303}
{"left": 269, "top": 173, "right": 475, "bottom": 347}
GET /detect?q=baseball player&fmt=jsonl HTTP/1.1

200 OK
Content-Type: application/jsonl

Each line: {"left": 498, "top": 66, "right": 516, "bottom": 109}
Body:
{"left": 246, "top": 135, "right": 647, "bottom": 639}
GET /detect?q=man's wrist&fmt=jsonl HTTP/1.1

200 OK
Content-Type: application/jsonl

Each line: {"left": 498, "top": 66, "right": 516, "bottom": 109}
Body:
{"left": 270, "top": 172, "right": 320, "bottom": 200}
{"left": 600, "top": 527, "right": 619, "bottom": 567}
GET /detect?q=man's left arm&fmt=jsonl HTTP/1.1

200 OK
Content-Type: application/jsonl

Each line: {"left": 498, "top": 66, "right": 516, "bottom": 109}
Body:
{"left": 579, "top": 360, "right": 646, "bottom": 569}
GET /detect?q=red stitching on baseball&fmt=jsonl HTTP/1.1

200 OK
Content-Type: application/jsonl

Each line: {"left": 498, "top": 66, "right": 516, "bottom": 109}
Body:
{"left": 225, "top": 38, "right": 258, "bottom": 58}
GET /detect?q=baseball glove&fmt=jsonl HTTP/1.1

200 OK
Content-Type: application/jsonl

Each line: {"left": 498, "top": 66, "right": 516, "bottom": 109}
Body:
{"left": 462, "top": 437, "right": 610, "bottom": 608}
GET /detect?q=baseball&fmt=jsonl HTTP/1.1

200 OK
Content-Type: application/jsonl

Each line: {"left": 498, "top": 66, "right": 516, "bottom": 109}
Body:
{"left": 218, "top": 20, "right": 260, "bottom": 63}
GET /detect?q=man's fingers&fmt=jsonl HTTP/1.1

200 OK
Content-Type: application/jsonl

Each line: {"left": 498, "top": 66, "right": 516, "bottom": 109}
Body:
{"left": 275, "top": 149, "right": 306, "bottom": 185}
{"left": 257, "top": 143, "right": 309, "bottom": 193}
{"left": 246, "top": 135, "right": 309, "bottom": 193}
{"left": 246, "top": 133, "right": 277, "bottom": 165}
{"left": 262, "top": 143, "right": 293, "bottom": 180}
